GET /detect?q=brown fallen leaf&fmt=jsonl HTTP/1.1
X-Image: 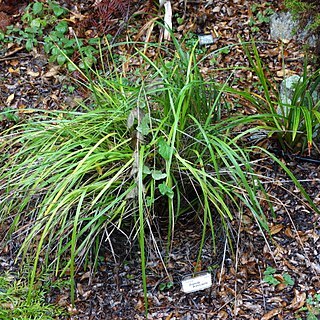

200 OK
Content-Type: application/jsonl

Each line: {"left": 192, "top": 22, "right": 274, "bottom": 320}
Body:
{"left": 135, "top": 297, "right": 145, "bottom": 312}
{"left": 43, "top": 66, "right": 60, "bottom": 78}
{"left": 287, "top": 289, "right": 306, "bottom": 310}
{"left": 0, "top": 11, "right": 11, "bottom": 31}
{"left": 80, "top": 270, "right": 91, "bottom": 281}
{"left": 283, "top": 259, "right": 299, "bottom": 272}
{"left": 276, "top": 283, "right": 287, "bottom": 291}
{"left": 18, "top": 107, "right": 34, "bottom": 114}
{"left": 241, "top": 214, "right": 252, "bottom": 225}
{"left": 217, "top": 310, "right": 229, "bottom": 319}
{"left": 5, "top": 93, "right": 15, "bottom": 105}
{"left": 261, "top": 308, "right": 281, "bottom": 320}
{"left": 165, "top": 313, "right": 173, "bottom": 320}
{"left": 69, "top": 12, "right": 87, "bottom": 23}
{"left": 8, "top": 67, "right": 19, "bottom": 74}
{"left": 276, "top": 69, "right": 296, "bottom": 77}
{"left": 284, "top": 227, "right": 294, "bottom": 238}
{"left": 27, "top": 69, "right": 40, "bottom": 77}
{"left": 56, "top": 294, "right": 69, "bottom": 307}
{"left": 270, "top": 224, "right": 284, "bottom": 235}
{"left": 9, "top": 59, "right": 19, "bottom": 67}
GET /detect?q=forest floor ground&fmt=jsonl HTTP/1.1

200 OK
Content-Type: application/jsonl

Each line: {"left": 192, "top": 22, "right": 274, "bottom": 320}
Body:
{"left": 1, "top": 0, "right": 320, "bottom": 319}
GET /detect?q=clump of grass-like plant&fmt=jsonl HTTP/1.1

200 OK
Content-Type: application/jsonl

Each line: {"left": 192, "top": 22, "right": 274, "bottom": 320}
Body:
{"left": 0, "top": 35, "right": 316, "bottom": 311}
{"left": 222, "top": 40, "right": 320, "bottom": 155}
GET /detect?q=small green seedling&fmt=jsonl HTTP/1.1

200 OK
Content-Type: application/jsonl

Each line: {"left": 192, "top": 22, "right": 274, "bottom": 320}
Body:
{"left": 184, "top": 32, "right": 206, "bottom": 54}
{"left": 263, "top": 266, "right": 295, "bottom": 287}
{"left": 283, "top": 272, "right": 295, "bottom": 286}
{"left": 159, "top": 281, "right": 174, "bottom": 291}
{"left": 263, "top": 266, "right": 280, "bottom": 285}
{"left": 174, "top": 13, "right": 184, "bottom": 25}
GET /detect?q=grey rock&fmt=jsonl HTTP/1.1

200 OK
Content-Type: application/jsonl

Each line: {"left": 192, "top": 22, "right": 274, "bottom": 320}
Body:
{"left": 280, "top": 75, "right": 301, "bottom": 106}
{"left": 278, "top": 75, "right": 302, "bottom": 117}
{"left": 279, "top": 75, "right": 320, "bottom": 116}
{"left": 270, "top": 12, "right": 297, "bottom": 41}
{"left": 270, "top": 12, "right": 318, "bottom": 47}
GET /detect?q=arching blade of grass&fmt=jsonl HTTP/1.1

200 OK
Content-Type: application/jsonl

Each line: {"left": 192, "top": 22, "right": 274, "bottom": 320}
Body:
{"left": 254, "top": 147, "right": 320, "bottom": 214}
{"left": 138, "top": 145, "right": 148, "bottom": 313}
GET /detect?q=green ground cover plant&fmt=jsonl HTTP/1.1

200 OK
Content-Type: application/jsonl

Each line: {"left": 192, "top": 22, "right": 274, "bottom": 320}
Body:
{"left": 0, "top": 1, "right": 99, "bottom": 69}
{"left": 0, "top": 108, "right": 20, "bottom": 123}
{"left": 0, "top": 273, "right": 65, "bottom": 319}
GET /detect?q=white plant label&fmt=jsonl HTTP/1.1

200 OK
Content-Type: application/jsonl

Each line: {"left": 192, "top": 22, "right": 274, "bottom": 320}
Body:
{"left": 198, "top": 34, "right": 214, "bottom": 46}
{"left": 181, "top": 272, "right": 212, "bottom": 293}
